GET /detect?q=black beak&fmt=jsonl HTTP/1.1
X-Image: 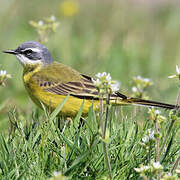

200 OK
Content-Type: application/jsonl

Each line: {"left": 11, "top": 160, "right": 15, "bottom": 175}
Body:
{"left": 3, "top": 50, "right": 18, "bottom": 55}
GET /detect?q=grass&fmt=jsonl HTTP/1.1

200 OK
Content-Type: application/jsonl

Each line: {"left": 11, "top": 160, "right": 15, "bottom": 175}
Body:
{"left": 1, "top": 0, "right": 180, "bottom": 179}
{"left": 0, "top": 98, "right": 180, "bottom": 179}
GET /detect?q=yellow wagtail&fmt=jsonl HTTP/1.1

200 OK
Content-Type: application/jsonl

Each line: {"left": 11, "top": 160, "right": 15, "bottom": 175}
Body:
{"left": 3, "top": 41, "right": 178, "bottom": 117}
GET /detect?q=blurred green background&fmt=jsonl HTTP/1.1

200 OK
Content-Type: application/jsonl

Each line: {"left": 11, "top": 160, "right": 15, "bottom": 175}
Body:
{"left": 1, "top": 0, "right": 180, "bottom": 131}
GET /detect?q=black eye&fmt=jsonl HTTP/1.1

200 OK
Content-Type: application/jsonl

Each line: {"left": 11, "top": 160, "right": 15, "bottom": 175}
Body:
{"left": 24, "top": 49, "right": 33, "bottom": 56}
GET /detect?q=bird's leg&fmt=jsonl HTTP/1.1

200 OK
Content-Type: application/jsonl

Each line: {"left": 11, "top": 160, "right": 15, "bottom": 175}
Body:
{"left": 78, "top": 117, "right": 85, "bottom": 129}
{"left": 75, "top": 117, "right": 85, "bottom": 146}
{"left": 57, "top": 117, "right": 61, "bottom": 130}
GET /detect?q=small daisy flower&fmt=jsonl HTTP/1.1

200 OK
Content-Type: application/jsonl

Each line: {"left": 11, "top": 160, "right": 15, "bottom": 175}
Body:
{"left": 176, "top": 65, "right": 180, "bottom": 74}
{"left": 142, "top": 129, "right": 155, "bottom": 143}
{"left": 0, "top": 70, "right": 7, "bottom": 76}
{"left": 111, "top": 81, "right": 120, "bottom": 92}
{"left": 148, "top": 108, "right": 162, "bottom": 120}
{"left": 168, "top": 74, "right": 177, "bottom": 79}
{"left": 105, "top": 73, "right": 112, "bottom": 82}
{"left": 92, "top": 78, "right": 101, "bottom": 87}
{"left": 132, "top": 75, "right": 153, "bottom": 98}
{"left": 0, "top": 70, "right": 11, "bottom": 86}
{"left": 137, "top": 75, "right": 142, "bottom": 80}
{"left": 134, "top": 165, "right": 151, "bottom": 173}
{"left": 168, "top": 64, "right": 180, "bottom": 79}
{"left": 154, "top": 110, "right": 161, "bottom": 115}
{"left": 38, "top": 20, "right": 44, "bottom": 26}
{"left": 132, "top": 86, "right": 138, "bottom": 92}
{"left": 152, "top": 162, "right": 163, "bottom": 170}
{"left": 93, "top": 72, "right": 120, "bottom": 94}
{"left": 52, "top": 171, "right": 62, "bottom": 177}
{"left": 142, "top": 136, "right": 149, "bottom": 143}
{"left": 147, "top": 129, "right": 155, "bottom": 140}
{"left": 144, "top": 78, "right": 150, "bottom": 83}
{"left": 51, "top": 15, "right": 56, "bottom": 21}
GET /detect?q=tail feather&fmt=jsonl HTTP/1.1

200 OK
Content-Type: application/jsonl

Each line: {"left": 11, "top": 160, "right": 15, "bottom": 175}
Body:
{"left": 114, "top": 92, "right": 178, "bottom": 110}
{"left": 126, "top": 98, "right": 178, "bottom": 110}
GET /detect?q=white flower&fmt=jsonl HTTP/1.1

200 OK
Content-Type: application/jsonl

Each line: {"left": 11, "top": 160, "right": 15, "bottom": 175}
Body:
{"left": 51, "top": 15, "right": 56, "bottom": 21}
{"left": 148, "top": 133, "right": 155, "bottom": 140}
{"left": 0, "top": 70, "right": 7, "bottom": 76}
{"left": 142, "top": 129, "right": 155, "bottom": 143}
{"left": 0, "top": 70, "right": 11, "bottom": 79}
{"left": 93, "top": 72, "right": 120, "bottom": 93}
{"left": 148, "top": 108, "right": 151, "bottom": 113}
{"left": 96, "top": 72, "right": 103, "bottom": 79}
{"left": 176, "top": 65, "right": 180, "bottom": 74}
{"left": 96, "top": 72, "right": 108, "bottom": 79}
{"left": 148, "top": 108, "right": 160, "bottom": 116}
{"left": 168, "top": 75, "right": 177, "bottom": 79}
{"left": 134, "top": 76, "right": 152, "bottom": 84}
{"left": 144, "top": 78, "right": 150, "bottom": 82}
{"left": 134, "top": 165, "right": 150, "bottom": 172}
{"left": 92, "top": 78, "right": 101, "bottom": 87}
{"left": 147, "top": 129, "right": 155, "bottom": 140}
{"left": 111, "top": 81, "right": 120, "bottom": 92}
{"left": 132, "top": 86, "right": 137, "bottom": 92}
{"left": 52, "top": 171, "right": 62, "bottom": 177}
{"left": 167, "top": 172, "right": 172, "bottom": 176}
{"left": 155, "top": 110, "right": 161, "bottom": 115}
{"left": 38, "top": 20, "right": 44, "bottom": 26}
{"left": 95, "top": 72, "right": 101, "bottom": 78}
{"left": 106, "top": 73, "right": 112, "bottom": 82}
{"left": 137, "top": 75, "right": 142, "bottom": 80}
{"left": 142, "top": 136, "right": 149, "bottom": 143}
{"left": 168, "top": 65, "right": 180, "bottom": 79}
{"left": 152, "top": 162, "right": 163, "bottom": 170}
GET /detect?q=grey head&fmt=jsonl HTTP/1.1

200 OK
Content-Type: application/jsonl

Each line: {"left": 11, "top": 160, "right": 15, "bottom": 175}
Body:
{"left": 3, "top": 41, "right": 53, "bottom": 67}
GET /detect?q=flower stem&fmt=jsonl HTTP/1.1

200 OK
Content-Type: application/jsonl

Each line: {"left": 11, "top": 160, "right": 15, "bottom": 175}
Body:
{"left": 102, "top": 94, "right": 112, "bottom": 180}
{"left": 154, "top": 117, "right": 161, "bottom": 180}
{"left": 103, "top": 94, "right": 110, "bottom": 138}
{"left": 171, "top": 154, "right": 180, "bottom": 173}
{"left": 170, "top": 87, "right": 180, "bottom": 173}
{"left": 99, "top": 95, "right": 104, "bottom": 133}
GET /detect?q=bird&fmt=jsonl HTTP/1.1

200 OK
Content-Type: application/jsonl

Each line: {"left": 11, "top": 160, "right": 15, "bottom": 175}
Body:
{"left": 3, "top": 41, "right": 179, "bottom": 117}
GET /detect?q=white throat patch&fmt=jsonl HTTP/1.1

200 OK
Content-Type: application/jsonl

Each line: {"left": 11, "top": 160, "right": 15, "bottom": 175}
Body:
{"left": 16, "top": 54, "right": 42, "bottom": 67}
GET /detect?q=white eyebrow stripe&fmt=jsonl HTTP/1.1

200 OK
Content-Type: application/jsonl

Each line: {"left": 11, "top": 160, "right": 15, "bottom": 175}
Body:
{"left": 22, "top": 48, "right": 41, "bottom": 53}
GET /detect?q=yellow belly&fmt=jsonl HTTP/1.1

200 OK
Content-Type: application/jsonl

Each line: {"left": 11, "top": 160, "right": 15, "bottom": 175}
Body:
{"left": 25, "top": 84, "right": 100, "bottom": 117}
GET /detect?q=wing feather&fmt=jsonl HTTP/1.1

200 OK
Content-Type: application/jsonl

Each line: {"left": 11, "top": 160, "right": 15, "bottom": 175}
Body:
{"left": 31, "top": 62, "right": 126, "bottom": 101}
{"left": 40, "top": 73, "right": 99, "bottom": 99}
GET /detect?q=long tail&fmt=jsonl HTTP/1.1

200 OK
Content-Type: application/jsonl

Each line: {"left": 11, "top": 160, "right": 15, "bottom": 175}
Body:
{"left": 114, "top": 92, "right": 179, "bottom": 110}
{"left": 124, "top": 98, "right": 178, "bottom": 109}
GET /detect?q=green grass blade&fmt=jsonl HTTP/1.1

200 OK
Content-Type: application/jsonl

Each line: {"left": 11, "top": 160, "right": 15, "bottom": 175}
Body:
{"left": 50, "top": 94, "right": 69, "bottom": 120}
{"left": 73, "top": 100, "right": 84, "bottom": 123}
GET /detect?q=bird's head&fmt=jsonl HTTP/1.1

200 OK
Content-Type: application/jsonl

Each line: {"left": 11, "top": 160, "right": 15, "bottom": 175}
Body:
{"left": 3, "top": 41, "right": 53, "bottom": 68}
